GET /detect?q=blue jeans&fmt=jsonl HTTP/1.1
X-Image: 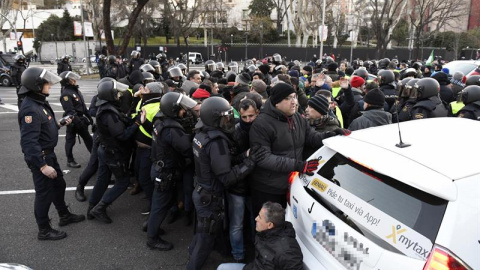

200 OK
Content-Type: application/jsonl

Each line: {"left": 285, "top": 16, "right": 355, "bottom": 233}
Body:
{"left": 217, "top": 263, "right": 246, "bottom": 270}
{"left": 134, "top": 146, "right": 154, "bottom": 201}
{"left": 226, "top": 192, "right": 246, "bottom": 260}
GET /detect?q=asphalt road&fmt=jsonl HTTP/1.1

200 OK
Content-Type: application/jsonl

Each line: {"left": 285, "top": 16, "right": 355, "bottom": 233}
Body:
{"left": 0, "top": 78, "right": 226, "bottom": 270}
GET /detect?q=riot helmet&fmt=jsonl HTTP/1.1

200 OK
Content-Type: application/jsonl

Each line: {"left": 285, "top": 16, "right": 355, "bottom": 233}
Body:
{"left": 466, "top": 75, "right": 480, "bottom": 86}
{"left": 216, "top": 62, "right": 225, "bottom": 71}
{"left": 131, "top": 50, "right": 140, "bottom": 59}
{"left": 247, "top": 65, "right": 256, "bottom": 73}
{"left": 378, "top": 58, "right": 390, "bottom": 70}
{"left": 140, "top": 63, "right": 155, "bottom": 73}
{"left": 414, "top": 78, "right": 440, "bottom": 100}
{"left": 97, "top": 77, "right": 115, "bottom": 87}
{"left": 18, "top": 67, "right": 62, "bottom": 95}
{"left": 177, "top": 63, "right": 187, "bottom": 75}
{"left": 149, "top": 60, "right": 161, "bottom": 74}
{"left": 228, "top": 62, "right": 239, "bottom": 74}
{"left": 96, "top": 80, "right": 129, "bottom": 105}
{"left": 61, "top": 55, "right": 69, "bottom": 62}
{"left": 352, "top": 68, "right": 369, "bottom": 81}
{"left": 200, "top": 96, "right": 235, "bottom": 133}
{"left": 156, "top": 53, "right": 167, "bottom": 61}
{"left": 142, "top": 72, "right": 155, "bottom": 84}
{"left": 404, "top": 68, "right": 417, "bottom": 78}
{"left": 460, "top": 85, "right": 480, "bottom": 104}
{"left": 200, "top": 70, "right": 210, "bottom": 81}
{"left": 377, "top": 70, "right": 395, "bottom": 85}
{"left": 403, "top": 78, "right": 419, "bottom": 98}
{"left": 99, "top": 54, "right": 106, "bottom": 61}
{"left": 59, "top": 71, "right": 81, "bottom": 86}
{"left": 398, "top": 77, "right": 412, "bottom": 98}
{"left": 14, "top": 54, "right": 26, "bottom": 64}
{"left": 160, "top": 92, "right": 197, "bottom": 118}
{"left": 108, "top": 55, "right": 117, "bottom": 65}
{"left": 168, "top": 67, "right": 183, "bottom": 78}
{"left": 205, "top": 60, "right": 216, "bottom": 72}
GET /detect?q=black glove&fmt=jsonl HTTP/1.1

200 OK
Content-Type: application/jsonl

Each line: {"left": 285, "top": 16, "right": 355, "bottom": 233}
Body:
{"left": 326, "top": 128, "right": 351, "bottom": 138}
{"left": 249, "top": 145, "right": 266, "bottom": 163}
{"left": 295, "top": 159, "right": 320, "bottom": 176}
{"left": 91, "top": 124, "right": 97, "bottom": 133}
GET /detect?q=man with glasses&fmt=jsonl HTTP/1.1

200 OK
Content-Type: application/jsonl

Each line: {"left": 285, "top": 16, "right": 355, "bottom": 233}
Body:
{"left": 249, "top": 82, "right": 350, "bottom": 216}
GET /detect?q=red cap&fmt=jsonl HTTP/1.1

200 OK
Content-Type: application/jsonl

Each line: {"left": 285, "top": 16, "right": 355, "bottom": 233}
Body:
{"left": 350, "top": 76, "right": 365, "bottom": 88}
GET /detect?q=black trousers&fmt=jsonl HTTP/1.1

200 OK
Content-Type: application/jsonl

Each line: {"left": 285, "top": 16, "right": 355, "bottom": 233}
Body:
{"left": 65, "top": 124, "right": 93, "bottom": 162}
{"left": 28, "top": 152, "right": 68, "bottom": 229}
{"left": 78, "top": 132, "right": 99, "bottom": 187}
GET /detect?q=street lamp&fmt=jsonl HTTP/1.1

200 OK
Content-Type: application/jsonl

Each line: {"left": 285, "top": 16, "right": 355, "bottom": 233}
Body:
{"left": 245, "top": 32, "right": 248, "bottom": 60}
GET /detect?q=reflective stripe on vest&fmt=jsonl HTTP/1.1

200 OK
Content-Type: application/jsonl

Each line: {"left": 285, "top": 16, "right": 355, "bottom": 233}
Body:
{"left": 139, "top": 102, "right": 160, "bottom": 139}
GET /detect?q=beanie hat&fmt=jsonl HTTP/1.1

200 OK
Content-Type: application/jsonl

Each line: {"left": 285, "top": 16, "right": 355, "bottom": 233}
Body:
{"left": 303, "top": 65, "right": 313, "bottom": 73}
{"left": 235, "top": 72, "right": 251, "bottom": 86}
{"left": 432, "top": 71, "right": 450, "bottom": 86}
{"left": 145, "top": 82, "right": 163, "bottom": 94}
{"left": 259, "top": 64, "right": 270, "bottom": 74}
{"left": 453, "top": 71, "right": 466, "bottom": 83}
{"left": 363, "top": 88, "right": 385, "bottom": 107}
{"left": 442, "top": 68, "right": 450, "bottom": 74}
{"left": 350, "top": 76, "right": 365, "bottom": 88}
{"left": 308, "top": 95, "right": 329, "bottom": 115}
{"left": 251, "top": 79, "right": 267, "bottom": 97}
{"left": 327, "top": 62, "right": 338, "bottom": 71}
{"left": 270, "top": 82, "right": 295, "bottom": 105}
{"left": 192, "top": 88, "right": 211, "bottom": 99}
{"left": 288, "top": 69, "right": 299, "bottom": 78}
{"left": 227, "top": 73, "right": 236, "bottom": 83}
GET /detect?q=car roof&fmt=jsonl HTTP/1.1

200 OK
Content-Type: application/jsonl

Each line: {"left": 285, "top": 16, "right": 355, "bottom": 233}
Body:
{"left": 323, "top": 118, "right": 480, "bottom": 201}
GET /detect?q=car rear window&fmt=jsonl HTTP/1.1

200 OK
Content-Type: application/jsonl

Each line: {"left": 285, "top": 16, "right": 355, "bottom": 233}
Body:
{"left": 314, "top": 153, "right": 448, "bottom": 259}
{"left": 444, "top": 62, "right": 477, "bottom": 75}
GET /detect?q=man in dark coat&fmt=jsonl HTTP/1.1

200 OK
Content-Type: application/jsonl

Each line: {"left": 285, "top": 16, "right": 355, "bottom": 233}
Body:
{"left": 349, "top": 88, "right": 392, "bottom": 131}
{"left": 217, "top": 202, "right": 303, "bottom": 270}
{"left": 249, "top": 82, "right": 350, "bottom": 216}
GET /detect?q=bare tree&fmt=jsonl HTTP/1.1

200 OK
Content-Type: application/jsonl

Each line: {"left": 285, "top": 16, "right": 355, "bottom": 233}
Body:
{"left": 367, "top": 0, "right": 407, "bottom": 58}
{"left": 166, "top": 0, "right": 203, "bottom": 49}
{"left": 0, "top": 0, "right": 14, "bottom": 52}
{"left": 409, "top": 0, "right": 467, "bottom": 60}
{"left": 103, "top": 0, "right": 150, "bottom": 56}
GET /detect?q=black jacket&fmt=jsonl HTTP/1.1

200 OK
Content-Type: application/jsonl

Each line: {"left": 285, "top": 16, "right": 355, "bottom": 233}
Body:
{"left": 249, "top": 100, "right": 330, "bottom": 194}
{"left": 243, "top": 222, "right": 303, "bottom": 270}
{"left": 57, "top": 61, "right": 72, "bottom": 75}
{"left": 348, "top": 107, "right": 392, "bottom": 131}
{"left": 60, "top": 85, "right": 91, "bottom": 128}
{"left": 303, "top": 115, "right": 340, "bottom": 159}
{"left": 439, "top": 85, "right": 455, "bottom": 104}
{"left": 229, "top": 121, "right": 251, "bottom": 196}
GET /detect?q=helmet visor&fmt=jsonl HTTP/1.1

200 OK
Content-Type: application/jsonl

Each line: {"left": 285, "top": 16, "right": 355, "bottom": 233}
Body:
{"left": 64, "top": 71, "right": 81, "bottom": 81}
{"left": 40, "top": 69, "right": 62, "bottom": 85}
{"left": 169, "top": 67, "right": 183, "bottom": 78}
{"left": 177, "top": 94, "right": 197, "bottom": 110}
{"left": 219, "top": 108, "right": 235, "bottom": 133}
{"left": 114, "top": 81, "right": 129, "bottom": 92}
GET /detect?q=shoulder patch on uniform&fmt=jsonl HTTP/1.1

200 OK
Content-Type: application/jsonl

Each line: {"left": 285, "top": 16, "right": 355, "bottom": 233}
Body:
{"left": 414, "top": 113, "right": 424, "bottom": 119}
{"left": 25, "top": 116, "right": 32, "bottom": 123}
{"left": 63, "top": 96, "right": 69, "bottom": 101}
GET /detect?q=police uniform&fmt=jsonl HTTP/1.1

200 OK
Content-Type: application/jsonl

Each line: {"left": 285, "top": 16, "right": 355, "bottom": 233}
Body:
{"left": 89, "top": 94, "right": 140, "bottom": 223}
{"left": 19, "top": 68, "right": 85, "bottom": 239}
{"left": 147, "top": 114, "right": 193, "bottom": 249}
{"left": 411, "top": 96, "right": 448, "bottom": 120}
{"left": 57, "top": 60, "right": 72, "bottom": 75}
{"left": 457, "top": 102, "right": 480, "bottom": 120}
{"left": 187, "top": 126, "right": 256, "bottom": 269}
{"left": 11, "top": 61, "right": 27, "bottom": 107}
{"left": 60, "top": 84, "right": 93, "bottom": 166}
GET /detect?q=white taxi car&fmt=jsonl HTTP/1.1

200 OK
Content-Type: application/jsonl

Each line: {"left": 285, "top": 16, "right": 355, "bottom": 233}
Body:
{"left": 286, "top": 118, "right": 479, "bottom": 270}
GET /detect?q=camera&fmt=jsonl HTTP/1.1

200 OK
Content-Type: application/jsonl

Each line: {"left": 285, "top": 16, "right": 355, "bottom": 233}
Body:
{"left": 59, "top": 115, "right": 72, "bottom": 126}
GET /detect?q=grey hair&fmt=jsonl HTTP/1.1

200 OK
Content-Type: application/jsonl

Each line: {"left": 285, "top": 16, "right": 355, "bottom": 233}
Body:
{"left": 262, "top": 201, "right": 285, "bottom": 227}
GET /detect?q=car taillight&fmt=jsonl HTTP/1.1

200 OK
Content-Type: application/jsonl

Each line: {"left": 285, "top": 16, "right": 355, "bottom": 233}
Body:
{"left": 424, "top": 245, "right": 471, "bottom": 270}
{"left": 287, "top": 171, "right": 298, "bottom": 206}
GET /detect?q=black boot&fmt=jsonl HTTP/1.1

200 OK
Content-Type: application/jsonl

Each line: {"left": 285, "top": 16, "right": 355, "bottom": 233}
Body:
{"left": 58, "top": 210, "right": 86, "bottom": 227}
{"left": 75, "top": 184, "right": 86, "bottom": 202}
{"left": 166, "top": 209, "right": 179, "bottom": 224}
{"left": 87, "top": 204, "right": 95, "bottom": 220}
{"left": 90, "top": 201, "right": 112, "bottom": 223}
{"left": 67, "top": 161, "right": 81, "bottom": 168}
{"left": 38, "top": 224, "right": 67, "bottom": 241}
{"left": 147, "top": 236, "right": 173, "bottom": 251}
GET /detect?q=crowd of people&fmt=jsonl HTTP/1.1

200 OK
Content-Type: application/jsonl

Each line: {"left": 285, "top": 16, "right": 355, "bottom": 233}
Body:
{"left": 15, "top": 50, "right": 480, "bottom": 269}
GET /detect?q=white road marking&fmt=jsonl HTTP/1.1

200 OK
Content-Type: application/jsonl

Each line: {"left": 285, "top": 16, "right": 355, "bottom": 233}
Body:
{"left": 0, "top": 185, "right": 113, "bottom": 195}
{"left": 0, "top": 104, "right": 19, "bottom": 112}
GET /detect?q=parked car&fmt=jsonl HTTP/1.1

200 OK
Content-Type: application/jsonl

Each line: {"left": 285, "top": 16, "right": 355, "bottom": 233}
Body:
{"left": 187, "top": 52, "right": 203, "bottom": 64}
{"left": 443, "top": 60, "right": 480, "bottom": 77}
{"left": 0, "top": 57, "right": 12, "bottom": 86}
{"left": 286, "top": 118, "right": 479, "bottom": 270}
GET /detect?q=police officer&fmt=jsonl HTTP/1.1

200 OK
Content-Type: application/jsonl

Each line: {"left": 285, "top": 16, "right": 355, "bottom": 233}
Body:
{"left": 88, "top": 80, "right": 146, "bottom": 223}
{"left": 147, "top": 92, "right": 197, "bottom": 250}
{"left": 106, "top": 55, "right": 119, "bottom": 79}
{"left": 18, "top": 67, "right": 85, "bottom": 240}
{"left": 59, "top": 71, "right": 93, "bottom": 168}
{"left": 11, "top": 54, "right": 27, "bottom": 108}
{"left": 97, "top": 54, "right": 107, "bottom": 79}
{"left": 377, "top": 69, "right": 397, "bottom": 111}
{"left": 128, "top": 50, "right": 144, "bottom": 74}
{"left": 57, "top": 55, "right": 72, "bottom": 75}
{"left": 167, "top": 66, "right": 184, "bottom": 88}
{"left": 187, "top": 96, "right": 266, "bottom": 270}
{"left": 411, "top": 78, "right": 448, "bottom": 120}
{"left": 457, "top": 85, "right": 480, "bottom": 120}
